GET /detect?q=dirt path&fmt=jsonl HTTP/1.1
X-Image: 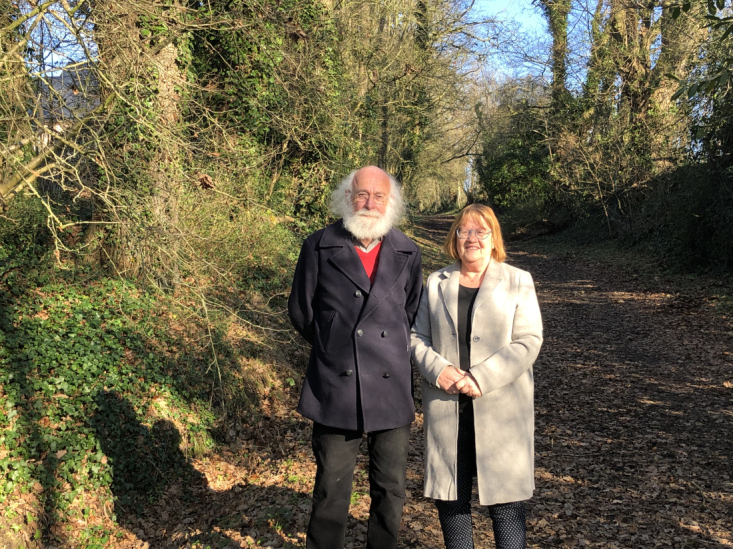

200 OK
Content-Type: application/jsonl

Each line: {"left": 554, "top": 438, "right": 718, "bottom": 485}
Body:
{"left": 409, "top": 214, "right": 733, "bottom": 548}
{"left": 116, "top": 215, "right": 733, "bottom": 549}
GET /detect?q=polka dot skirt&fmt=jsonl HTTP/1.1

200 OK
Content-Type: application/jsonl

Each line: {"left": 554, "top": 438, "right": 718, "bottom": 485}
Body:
{"left": 435, "top": 407, "right": 526, "bottom": 549}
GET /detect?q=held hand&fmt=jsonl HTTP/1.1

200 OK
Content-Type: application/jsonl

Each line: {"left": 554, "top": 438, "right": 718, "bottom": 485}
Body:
{"left": 455, "top": 372, "right": 482, "bottom": 398}
{"left": 437, "top": 366, "right": 465, "bottom": 395}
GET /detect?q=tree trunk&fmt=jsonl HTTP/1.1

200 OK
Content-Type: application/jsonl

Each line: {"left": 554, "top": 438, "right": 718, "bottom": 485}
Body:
{"left": 379, "top": 99, "right": 389, "bottom": 170}
{"left": 539, "top": 0, "right": 572, "bottom": 113}
{"left": 92, "top": 1, "right": 186, "bottom": 286}
{"left": 584, "top": 0, "right": 608, "bottom": 104}
{"left": 149, "top": 39, "right": 184, "bottom": 288}
{"left": 608, "top": 0, "right": 654, "bottom": 122}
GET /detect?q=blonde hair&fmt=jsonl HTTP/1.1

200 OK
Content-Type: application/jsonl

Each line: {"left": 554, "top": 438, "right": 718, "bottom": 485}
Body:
{"left": 442, "top": 204, "right": 506, "bottom": 263}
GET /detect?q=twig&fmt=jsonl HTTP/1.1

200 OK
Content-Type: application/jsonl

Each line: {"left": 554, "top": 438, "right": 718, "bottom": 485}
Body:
{"left": 201, "top": 295, "right": 226, "bottom": 416}
{"left": 690, "top": 480, "right": 721, "bottom": 521}
{"left": 544, "top": 451, "right": 604, "bottom": 457}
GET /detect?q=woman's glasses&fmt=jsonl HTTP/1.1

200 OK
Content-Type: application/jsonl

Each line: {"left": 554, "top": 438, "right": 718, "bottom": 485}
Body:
{"left": 456, "top": 228, "right": 492, "bottom": 240}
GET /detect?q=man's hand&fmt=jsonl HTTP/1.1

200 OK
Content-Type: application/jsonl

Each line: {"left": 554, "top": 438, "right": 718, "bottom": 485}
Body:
{"left": 437, "top": 366, "right": 466, "bottom": 395}
{"left": 455, "top": 372, "right": 482, "bottom": 398}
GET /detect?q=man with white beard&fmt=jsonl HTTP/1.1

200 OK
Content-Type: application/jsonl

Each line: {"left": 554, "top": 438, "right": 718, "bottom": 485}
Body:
{"left": 289, "top": 166, "right": 423, "bottom": 549}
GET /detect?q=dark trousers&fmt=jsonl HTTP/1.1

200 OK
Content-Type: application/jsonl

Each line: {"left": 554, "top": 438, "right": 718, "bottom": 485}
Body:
{"left": 306, "top": 422, "right": 411, "bottom": 549}
{"left": 435, "top": 407, "right": 526, "bottom": 549}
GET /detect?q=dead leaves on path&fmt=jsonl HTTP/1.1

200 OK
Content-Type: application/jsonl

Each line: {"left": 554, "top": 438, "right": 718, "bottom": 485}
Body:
{"left": 517, "top": 248, "right": 733, "bottom": 549}
{"left": 112, "top": 413, "right": 315, "bottom": 549}
{"left": 110, "top": 222, "right": 731, "bottom": 548}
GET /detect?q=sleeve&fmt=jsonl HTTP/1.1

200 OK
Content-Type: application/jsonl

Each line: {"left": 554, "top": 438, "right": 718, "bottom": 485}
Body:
{"left": 469, "top": 271, "right": 543, "bottom": 395}
{"left": 288, "top": 238, "right": 318, "bottom": 345}
{"left": 404, "top": 246, "right": 423, "bottom": 327}
{"left": 410, "top": 275, "right": 454, "bottom": 388}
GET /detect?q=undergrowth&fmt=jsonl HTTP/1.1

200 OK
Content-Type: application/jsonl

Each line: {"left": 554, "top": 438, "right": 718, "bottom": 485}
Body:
{"left": 0, "top": 195, "right": 302, "bottom": 547}
{"left": 495, "top": 164, "right": 733, "bottom": 274}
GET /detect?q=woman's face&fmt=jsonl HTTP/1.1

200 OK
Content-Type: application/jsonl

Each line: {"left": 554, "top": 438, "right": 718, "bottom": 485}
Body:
{"left": 456, "top": 217, "right": 493, "bottom": 266}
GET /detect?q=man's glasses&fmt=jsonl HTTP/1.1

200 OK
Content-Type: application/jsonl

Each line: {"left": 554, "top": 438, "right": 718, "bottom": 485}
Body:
{"left": 456, "top": 228, "right": 492, "bottom": 240}
{"left": 349, "top": 191, "right": 390, "bottom": 205}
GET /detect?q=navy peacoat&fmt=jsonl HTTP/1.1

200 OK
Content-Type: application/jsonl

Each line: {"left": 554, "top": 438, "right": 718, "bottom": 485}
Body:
{"left": 288, "top": 219, "right": 423, "bottom": 432}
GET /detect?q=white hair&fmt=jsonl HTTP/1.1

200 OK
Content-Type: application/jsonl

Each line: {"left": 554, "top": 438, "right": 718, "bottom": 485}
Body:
{"left": 330, "top": 169, "right": 405, "bottom": 240}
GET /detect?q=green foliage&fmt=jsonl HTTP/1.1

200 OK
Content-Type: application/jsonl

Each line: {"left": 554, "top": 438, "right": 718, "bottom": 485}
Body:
{"left": 0, "top": 195, "right": 52, "bottom": 287}
{"left": 670, "top": 0, "right": 733, "bottom": 100}
{"left": 98, "top": 92, "right": 159, "bottom": 194}
{"left": 655, "top": 6, "right": 733, "bottom": 270}
{"left": 475, "top": 103, "right": 552, "bottom": 210}
{"left": 0, "top": 198, "right": 282, "bottom": 545}
{"left": 687, "top": 19, "right": 733, "bottom": 170}
{"left": 640, "top": 165, "right": 733, "bottom": 271}
{"left": 474, "top": 82, "right": 554, "bottom": 211}
{"left": 177, "top": 162, "right": 301, "bottom": 292}
{"left": 474, "top": 0, "right": 733, "bottom": 267}
{"left": 187, "top": 0, "right": 347, "bottom": 222}
{"left": 0, "top": 273, "right": 217, "bottom": 501}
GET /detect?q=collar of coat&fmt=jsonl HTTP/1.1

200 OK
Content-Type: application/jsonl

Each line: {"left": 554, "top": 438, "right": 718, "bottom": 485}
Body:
{"left": 436, "top": 260, "right": 503, "bottom": 333}
{"left": 316, "top": 219, "right": 418, "bottom": 320}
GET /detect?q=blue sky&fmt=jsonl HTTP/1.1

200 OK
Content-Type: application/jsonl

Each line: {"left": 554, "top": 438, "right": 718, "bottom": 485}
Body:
{"left": 470, "top": 0, "right": 550, "bottom": 77}
{"left": 473, "top": 0, "right": 546, "bottom": 34}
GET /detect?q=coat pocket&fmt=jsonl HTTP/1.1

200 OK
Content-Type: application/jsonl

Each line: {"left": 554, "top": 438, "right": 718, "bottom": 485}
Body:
{"left": 318, "top": 309, "right": 337, "bottom": 351}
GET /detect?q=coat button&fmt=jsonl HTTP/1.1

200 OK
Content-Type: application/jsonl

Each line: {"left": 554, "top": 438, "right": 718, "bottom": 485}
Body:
{"left": 354, "top": 290, "right": 362, "bottom": 298}
{"left": 383, "top": 371, "right": 390, "bottom": 378}
{"left": 381, "top": 330, "right": 388, "bottom": 337}
{"left": 473, "top": 336, "right": 480, "bottom": 342}
{"left": 356, "top": 329, "right": 364, "bottom": 337}
{"left": 346, "top": 370, "right": 353, "bottom": 376}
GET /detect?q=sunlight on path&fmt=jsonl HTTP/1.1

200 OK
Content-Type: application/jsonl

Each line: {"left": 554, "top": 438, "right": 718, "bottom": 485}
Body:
{"left": 118, "top": 215, "right": 732, "bottom": 548}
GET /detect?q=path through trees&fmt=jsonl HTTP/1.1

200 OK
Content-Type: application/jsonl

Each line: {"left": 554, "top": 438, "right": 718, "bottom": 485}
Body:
{"left": 105, "top": 216, "right": 732, "bottom": 549}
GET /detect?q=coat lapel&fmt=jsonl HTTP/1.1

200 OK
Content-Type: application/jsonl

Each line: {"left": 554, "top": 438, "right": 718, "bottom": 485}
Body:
{"left": 438, "top": 263, "right": 461, "bottom": 333}
{"left": 359, "top": 230, "right": 410, "bottom": 322}
{"left": 324, "top": 221, "right": 372, "bottom": 294}
{"left": 473, "top": 259, "right": 503, "bottom": 313}
{"left": 438, "top": 260, "right": 501, "bottom": 332}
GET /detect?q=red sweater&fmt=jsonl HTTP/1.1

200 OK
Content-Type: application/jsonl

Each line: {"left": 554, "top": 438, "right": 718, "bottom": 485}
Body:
{"left": 355, "top": 241, "right": 382, "bottom": 284}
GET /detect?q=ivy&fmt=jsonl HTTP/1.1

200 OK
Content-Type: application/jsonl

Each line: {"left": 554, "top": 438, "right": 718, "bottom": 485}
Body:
{"left": 0, "top": 277, "right": 214, "bottom": 501}
{"left": 670, "top": 0, "right": 733, "bottom": 99}
{"left": 0, "top": 209, "right": 219, "bottom": 543}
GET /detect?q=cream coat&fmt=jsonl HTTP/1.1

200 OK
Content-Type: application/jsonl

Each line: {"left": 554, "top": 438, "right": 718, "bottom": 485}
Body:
{"left": 410, "top": 260, "right": 543, "bottom": 505}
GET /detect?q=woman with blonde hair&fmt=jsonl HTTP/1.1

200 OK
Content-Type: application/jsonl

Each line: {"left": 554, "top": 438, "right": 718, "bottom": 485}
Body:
{"left": 411, "top": 204, "right": 543, "bottom": 549}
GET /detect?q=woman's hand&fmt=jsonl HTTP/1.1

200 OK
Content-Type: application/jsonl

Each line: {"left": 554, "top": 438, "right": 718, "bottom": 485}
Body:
{"left": 437, "top": 366, "right": 466, "bottom": 395}
{"left": 455, "top": 372, "right": 482, "bottom": 398}
{"left": 437, "top": 367, "right": 482, "bottom": 397}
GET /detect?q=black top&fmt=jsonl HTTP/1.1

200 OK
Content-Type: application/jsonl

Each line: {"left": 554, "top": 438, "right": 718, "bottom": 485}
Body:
{"left": 457, "top": 284, "right": 480, "bottom": 412}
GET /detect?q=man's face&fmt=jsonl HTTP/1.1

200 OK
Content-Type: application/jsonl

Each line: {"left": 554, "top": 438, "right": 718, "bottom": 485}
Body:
{"left": 351, "top": 169, "right": 391, "bottom": 216}
{"left": 342, "top": 167, "right": 396, "bottom": 241}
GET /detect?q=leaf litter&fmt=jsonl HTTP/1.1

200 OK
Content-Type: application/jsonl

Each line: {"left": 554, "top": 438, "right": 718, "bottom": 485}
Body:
{"left": 93, "top": 216, "right": 732, "bottom": 548}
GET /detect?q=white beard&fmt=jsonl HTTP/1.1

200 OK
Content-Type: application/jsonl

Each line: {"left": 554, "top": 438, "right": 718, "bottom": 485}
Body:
{"left": 343, "top": 209, "right": 393, "bottom": 241}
